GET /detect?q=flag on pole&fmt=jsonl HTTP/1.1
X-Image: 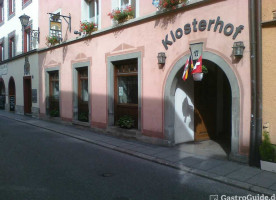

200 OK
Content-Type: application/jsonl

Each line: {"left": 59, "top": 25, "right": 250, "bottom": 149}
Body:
{"left": 182, "top": 56, "right": 190, "bottom": 81}
{"left": 190, "top": 49, "right": 194, "bottom": 71}
{"left": 190, "top": 55, "right": 194, "bottom": 71}
{"left": 192, "top": 55, "right": 202, "bottom": 74}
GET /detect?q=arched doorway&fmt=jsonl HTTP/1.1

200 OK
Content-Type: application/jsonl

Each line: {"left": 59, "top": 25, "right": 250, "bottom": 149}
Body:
{"left": 9, "top": 77, "right": 16, "bottom": 112}
{"left": 164, "top": 51, "right": 240, "bottom": 158}
{"left": 0, "top": 78, "right": 6, "bottom": 109}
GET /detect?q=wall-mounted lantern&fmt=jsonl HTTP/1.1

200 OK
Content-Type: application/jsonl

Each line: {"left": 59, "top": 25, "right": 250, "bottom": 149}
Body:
{"left": 19, "top": 14, "right": 40, "bottom": 43}
{"left": 157, "top": 52, "right": 166, "bottom": 68}
{"left": 232, "top": 41, "right": 245, "bottom": 58}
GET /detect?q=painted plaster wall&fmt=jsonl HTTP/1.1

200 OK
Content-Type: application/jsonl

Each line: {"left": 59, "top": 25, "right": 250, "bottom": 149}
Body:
{"left": 139, "top": 0, "right": 156, "bottom": 16}
{"left": 262, "top": 0, "right": 276, "bottom": 145}
{"left": 39, "top": 0, "right": 251, "bottom": 154}
{"left": 39, "top": 0, "right": 83, "bottom": 49}
{"left": 0, "top": 0, "right": 38, "bottom": 58}
{"left": 1, "top": 54, "right": 39, "bottom": 110}
{"left": 39, "top": 0, "right": 155, "bottom": 49}
{"left": 262, "top": 0, "right": 276, "bottom": 22}
{"left": 174, "top": 81, "right": 194, "bottom": 144}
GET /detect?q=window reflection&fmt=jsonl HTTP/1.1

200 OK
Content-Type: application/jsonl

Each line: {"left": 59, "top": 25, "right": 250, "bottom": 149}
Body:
{"left": 118, "top": 76, "right": 138, "bottom": 104}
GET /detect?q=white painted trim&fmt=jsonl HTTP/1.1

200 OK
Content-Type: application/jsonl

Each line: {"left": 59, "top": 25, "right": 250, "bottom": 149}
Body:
{"left": 81, "top": 0, "right": 100, "bottom": 28}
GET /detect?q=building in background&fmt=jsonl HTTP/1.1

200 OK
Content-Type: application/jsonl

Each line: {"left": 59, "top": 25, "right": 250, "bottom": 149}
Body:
{"left": 262, "top": 0, "right": 276, "bottom": 145}
{"left": 0, "top": 0, "right": 39, "bottom": 117}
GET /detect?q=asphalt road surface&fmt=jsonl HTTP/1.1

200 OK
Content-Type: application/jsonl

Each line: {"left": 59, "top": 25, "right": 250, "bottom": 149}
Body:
{"left": 0, "top": 116, "right": 257, "bottom": 200}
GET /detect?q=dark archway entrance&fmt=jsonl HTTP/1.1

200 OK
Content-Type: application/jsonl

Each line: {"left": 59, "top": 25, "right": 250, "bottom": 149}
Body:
{"left": 8, "top": 77, "right": 16, "bottom": 112}
{"left": 193, "top": 59, "right": 232, "bottom": 155}
{"left": 0, "top": 78, "right": 6, "bottom": 109}
{"left": 172, "top": 59, "right": 231, "bottom": 157}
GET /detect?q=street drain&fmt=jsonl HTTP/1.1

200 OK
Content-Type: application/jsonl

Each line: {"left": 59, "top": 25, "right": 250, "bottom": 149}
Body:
{"left": 101, "top": 173, "right": 113, "bottom": 177}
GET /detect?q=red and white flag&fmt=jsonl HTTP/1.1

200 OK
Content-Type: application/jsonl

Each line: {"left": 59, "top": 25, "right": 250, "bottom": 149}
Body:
{"left": 182, "top": 56, "right": 190, "bottom": 81}
{"left": 192, "top": 55, "right": 202, "bottom": 74}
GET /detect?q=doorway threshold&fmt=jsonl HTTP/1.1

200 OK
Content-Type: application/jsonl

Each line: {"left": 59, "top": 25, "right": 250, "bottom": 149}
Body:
{"left": 72, "top": 120, "right": 90, "bottom": 127}
{"left": 175, "top": 140, "right": 229, "bottom": 160}
{"left": 107, "top": 126, "right": 139, "bottom": 139}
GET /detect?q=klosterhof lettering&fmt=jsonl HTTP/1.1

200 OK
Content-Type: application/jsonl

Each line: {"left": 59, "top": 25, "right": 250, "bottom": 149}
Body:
{"left": 162, "top": 16, "right": 244, "bottom": 50}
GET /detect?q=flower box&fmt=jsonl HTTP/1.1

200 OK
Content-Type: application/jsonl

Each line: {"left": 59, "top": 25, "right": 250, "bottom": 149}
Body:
{"left": 260, "top": 160, "right": 276, "bottom": 173}
{"left": 79, "top": 21, "right": 97, "bottom": 36}
{"left": 108, "top": 5, "right": 134, "bottom": 24}
{"left": 193, "top": 73, "right": 203, "bottom": 81}
{"left": 46, "top": 35, "right": 62, "bottom": 47}
{"left": 158, "top": 0, "right": 187, "bottom": 10}
{"left": 259, "top": 131, "right": 276, "bottom": 173}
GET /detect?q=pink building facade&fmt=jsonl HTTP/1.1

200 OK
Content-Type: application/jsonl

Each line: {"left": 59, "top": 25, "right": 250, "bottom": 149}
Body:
{"left": 38, "top": 0, "right": 251, "bottom": 162}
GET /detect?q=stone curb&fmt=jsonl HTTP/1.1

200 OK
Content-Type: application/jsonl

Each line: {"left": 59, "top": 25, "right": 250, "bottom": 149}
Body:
{"left": 0, "top": 114, "right": 275, "bottom": 196}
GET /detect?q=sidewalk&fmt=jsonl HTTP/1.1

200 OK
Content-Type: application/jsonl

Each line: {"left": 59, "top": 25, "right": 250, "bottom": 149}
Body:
{"left": 0, "top": 110, "right": 275, "bottom": 196}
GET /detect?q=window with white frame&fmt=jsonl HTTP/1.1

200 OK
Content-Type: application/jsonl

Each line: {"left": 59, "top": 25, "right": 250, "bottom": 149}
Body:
{"left": 119, "top": 0, "right": 136, "bottom": 17}
{"left": 88, "top": 0, "right": 99, "bottom": 24}
{"left": 8, "top": 0, "right": 15, "bottom": 16}
{"left": 9, "top": 36, "right": 15, "bottom": 58}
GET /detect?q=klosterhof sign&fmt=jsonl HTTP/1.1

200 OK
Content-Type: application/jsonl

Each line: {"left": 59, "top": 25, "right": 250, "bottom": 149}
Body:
{"left": 162, "top": 16, "right": 244, "bottom": 50}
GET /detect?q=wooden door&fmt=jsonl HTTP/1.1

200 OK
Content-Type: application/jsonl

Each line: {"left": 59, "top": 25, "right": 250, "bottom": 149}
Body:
{"left": 78, "top": 68, "right": 89, "bottom": 122}
{"left": 114, "top": 60, "right": 138, "bottom": 128}
{"left": 194, "top": 68, "right": 217, "bottom": 141}
{"left": 23, "top": 76, "right": 32, "bottom": 114}
{"left": 49, "top": 71, "right": 59, "bottom": 116}
{"left": 9, "top": 77, "right": 15, "bottom": 111}
{"left": 194, "top": 80, "right": 209, "bottom": 141}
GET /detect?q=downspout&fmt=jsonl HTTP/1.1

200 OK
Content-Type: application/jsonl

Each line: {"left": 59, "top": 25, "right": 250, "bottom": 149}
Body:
{"left": 249, "top": 0, "right": 262, "bottom": 167}
{"left": 255, "top": 0, "right": 263, "bottom": 167}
